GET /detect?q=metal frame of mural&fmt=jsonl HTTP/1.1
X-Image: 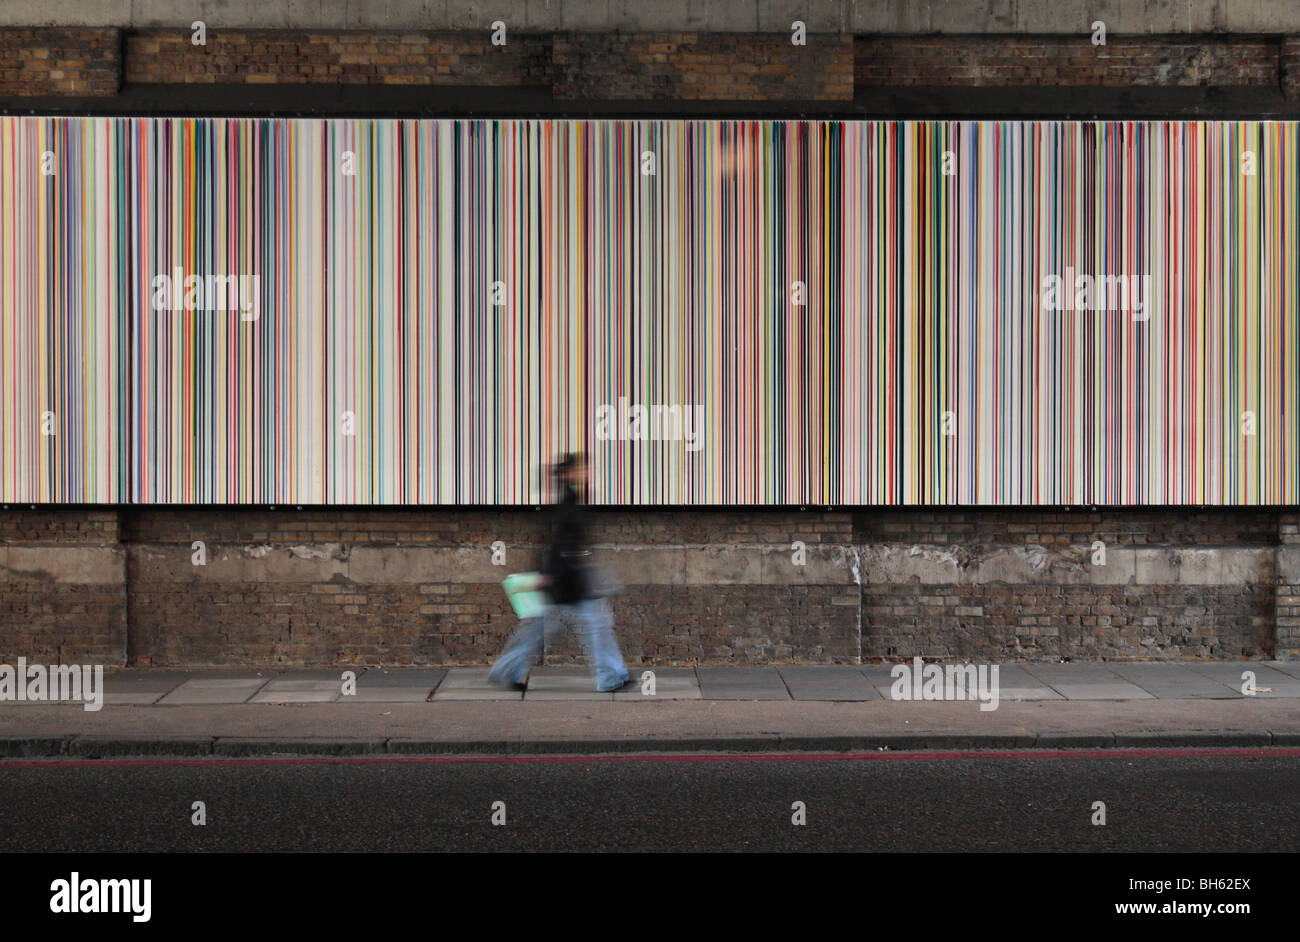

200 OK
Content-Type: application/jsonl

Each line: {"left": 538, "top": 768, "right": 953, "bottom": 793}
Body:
{"left": 1, "top": 117, "right": 1296, "bottom": 505}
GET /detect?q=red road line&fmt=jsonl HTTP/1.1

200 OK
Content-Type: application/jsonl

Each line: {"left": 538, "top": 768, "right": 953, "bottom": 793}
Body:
{"left": 1, "top": 747, "right": 1299, "bottom": 769}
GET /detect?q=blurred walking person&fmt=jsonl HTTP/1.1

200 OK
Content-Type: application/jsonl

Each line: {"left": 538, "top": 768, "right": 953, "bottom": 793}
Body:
{"left": 489, "top": 453, "right": 630, "bottom": 692}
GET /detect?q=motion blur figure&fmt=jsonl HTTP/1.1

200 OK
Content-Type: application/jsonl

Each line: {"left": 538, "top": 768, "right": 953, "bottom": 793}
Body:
{"left": 489, "top": 453, "right": 630, "bottom": 692}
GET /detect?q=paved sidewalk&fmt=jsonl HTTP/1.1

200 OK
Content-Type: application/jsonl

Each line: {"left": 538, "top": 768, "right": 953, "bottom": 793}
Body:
{"left": 4, "top": 663, "right": 1299, "bottom": 758}
{"left": 6, "top": 661, "right": 1299, "bottom": 706}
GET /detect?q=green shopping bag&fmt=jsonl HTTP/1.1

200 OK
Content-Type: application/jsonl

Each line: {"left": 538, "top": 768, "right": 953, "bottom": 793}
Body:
{"left": 502, "top": 572, "right": 552, "bottom": 619}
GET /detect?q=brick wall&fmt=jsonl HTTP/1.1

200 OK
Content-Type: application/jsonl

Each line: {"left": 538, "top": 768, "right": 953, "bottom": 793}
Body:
{"left": 117, "top": 508, "right": 856, "bottom": 667}
{"left": 0, "top": 510, "right": 126, "bottom": 664}
{"left": 552, "top": 32, "right": 853, "bottom": 100}
{"left": 124, "top": 30, "right": 550, "bottom": 86}
{"left": 1278, "top": 511, "right": 1300, "bottom": 659}
{"left": 4, "top": 27, "right": 1295, "bottom": 103}
{"left": 0, "top": 28, "right": 120, "bottom": 97}
{"left": 1283, "top": 38, "right": 1300, "bottom": 97}
{"left": 855, "top": 511, "right": 1277, "bottom": 661}
{"left": 854, "top": 36, "right": 1283, "bottom": 87}
{"left": 123, "top": 30, "right": 850, "bottom": 99}
{"left": 0, "top": 506, "right": 1291, "bottom": 666}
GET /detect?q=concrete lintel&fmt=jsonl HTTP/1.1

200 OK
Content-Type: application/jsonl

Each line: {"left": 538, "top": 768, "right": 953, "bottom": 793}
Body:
{"left": 856, "top": 542, "right": 1274, "bottom": 587}
{"left": 1, "top": 545, "right": 125, "bottom": 585}
{"left": 0, "top": 1, "right": 1295, "bottom": 34}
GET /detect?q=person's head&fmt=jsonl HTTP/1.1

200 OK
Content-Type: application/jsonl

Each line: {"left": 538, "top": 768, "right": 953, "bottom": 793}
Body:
{"left": 553, "top": 452, "right": 590, "bottom": 493}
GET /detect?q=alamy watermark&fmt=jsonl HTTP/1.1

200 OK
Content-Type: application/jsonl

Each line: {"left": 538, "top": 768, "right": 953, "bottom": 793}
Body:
{"left": 595, "top": 397, "right": 705, "bottom": 452}
{"left": 890, "top": 657, "right": 999, "bottom": 712}
{"left": 150, "top": 268, "right": 260, "bottom": 321}
{"left": 50, "top": 872, "right": 151, "bottom": 922}
{"left": 0, "top": 659, "right": 104, "bottom": 711}
{"left": 1041, "top": 267, "right": 1151, "bottom": 320}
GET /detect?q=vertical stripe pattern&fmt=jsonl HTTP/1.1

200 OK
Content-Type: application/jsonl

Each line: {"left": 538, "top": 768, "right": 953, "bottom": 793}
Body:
{"left": 1, "top": 117, "right": 1296, "bottom": 505}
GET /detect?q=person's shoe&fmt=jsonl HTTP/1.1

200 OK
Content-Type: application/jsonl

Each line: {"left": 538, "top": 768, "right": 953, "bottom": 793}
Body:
{"left": 598, "top": 677, "right": 634, "bottom": 693}
{"left": 489, "top": 676, "right": 528, "bottom": 692}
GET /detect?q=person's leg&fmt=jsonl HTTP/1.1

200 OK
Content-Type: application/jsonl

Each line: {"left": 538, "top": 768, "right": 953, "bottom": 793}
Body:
{"left": 487, "top": 613, "right": 546, "bottom": 686}
{"left": 572, "top": 597, "right": 629, "bottom": 692}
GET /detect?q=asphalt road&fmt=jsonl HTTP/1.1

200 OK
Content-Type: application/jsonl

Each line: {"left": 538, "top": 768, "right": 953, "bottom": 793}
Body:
{"left": 1, "top": 749, "right": 1296, "bottom": 853}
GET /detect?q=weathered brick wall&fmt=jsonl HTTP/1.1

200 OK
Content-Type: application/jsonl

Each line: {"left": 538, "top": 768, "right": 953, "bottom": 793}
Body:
{"left": 0, "top": 510, "right": 126, "bottom": 664}
{"left": 0, "top": 28, "right": 120, "bottom": 96}
{"left": 854, "top": 36, "right": 1283, "bottom": 87}
{"left": 552, "top": 32, "right": 853, "bottom": 100}
{"left": 121, "top": 508, "right": 541, "bottom": 666}
{"left": 1283, "top": 37, "right": 1300, "bottom": 97}
{"left": 117, "top": 508, "right": 856, "bottom": 667}
{"left": 856, "top": 511, "right": 1278, "bottom": 661}
{"left": 123, "top": 30, "right": 851, "bottom": 99}
{"left": 124, "top": 30, "right": 550, "bottom": 86}
{"left": 1, "top": 506, "right": 1290, "bottom": 666}
{"left": 1278, "top": 511, "right": 1300, "bottom": 659}
{"left": 5, "top": 27, "right": 1293, "bottom": 102}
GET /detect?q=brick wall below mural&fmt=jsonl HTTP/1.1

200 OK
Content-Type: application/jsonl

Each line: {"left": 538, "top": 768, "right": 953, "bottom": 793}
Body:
{"left": 0, "top": 507, "right": 1290, "bottom": 666}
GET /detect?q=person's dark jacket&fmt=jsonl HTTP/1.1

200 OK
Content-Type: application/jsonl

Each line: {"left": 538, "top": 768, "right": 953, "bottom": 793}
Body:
{"left": 541, "top": 484, "right": 591, "bottom": 604}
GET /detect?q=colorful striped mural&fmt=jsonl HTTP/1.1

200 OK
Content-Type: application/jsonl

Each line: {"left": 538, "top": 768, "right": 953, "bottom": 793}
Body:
{"left": 1, "top": 117, "right": 1297, "bottom": 505}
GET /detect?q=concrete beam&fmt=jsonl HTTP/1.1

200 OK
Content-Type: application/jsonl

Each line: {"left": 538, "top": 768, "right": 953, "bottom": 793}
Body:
{"left": 858, "top": 543, "right": 1275, "bottom": 587}
{"left": 0, "top": 546, "right": 125, "bottom": 584}
{"left": 0, "top": 1, "right": 1295, "bottom": 33}
{"left": 122, "top": 541, "right": 861, "bottom": 585}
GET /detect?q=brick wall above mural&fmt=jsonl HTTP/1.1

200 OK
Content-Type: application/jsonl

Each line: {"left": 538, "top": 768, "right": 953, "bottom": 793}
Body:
{"left": 1, "top": 25, "right": 1299, "bottom": 114}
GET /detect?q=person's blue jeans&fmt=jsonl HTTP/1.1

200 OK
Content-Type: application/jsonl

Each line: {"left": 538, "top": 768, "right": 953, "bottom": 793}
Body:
{"left": 488, "top": 598, "right": 629, "bottom": 692}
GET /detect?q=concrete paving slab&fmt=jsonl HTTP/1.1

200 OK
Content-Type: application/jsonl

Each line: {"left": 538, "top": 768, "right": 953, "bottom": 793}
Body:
{"left": 251, "top": 680, "right": 342, "bottom": 703}
{"left": 0, "top": 699, "right": 83, "bottom": 707}
{"left": 430, "top": 689, "right": 523, "bottom": 701}
{"left": 170, "top": 677, "right": 271, "bottom": 688}
{"left": 272, "top": 669, "right": 362, "bottom": 682}
{"left": 613, "top": 667, "right": 702, "bottom": 701}
{"left": 859, "top": 665, "right": 899, "bottom": 696}
{"left": 1021, "top": 664, "right": 1127, "bottom": 684}
{"left": 347, "top": 688, "right": 436, "bottom": 703}
{"left": 102, "top": 691, "right": 172, "bottom": 706}
{"left": 778, "top": 666, "right": 880, "bottom": 701}
{"left": 158, "top": 678, "right": 268, "bottom": 705}
{"left": 998, "top": 687, "right": 1064, "bottom": 701}
{"left": 696, "top": 667, "right": 790, "bottom": 700}
{"left": 355, "top": 669, "right": 446, "bottom": 688}
{"left": 33, "top": 671, "right": 192, "bottom": 707}
{"left": 1020, "top": 665, "right": 1156, "bottom": 699}
{"left": 986, "top": 667, "right": 1061, "bottom": 700}
{"left": 435, "top": 668, "right": 504, "bottom": 689}
{"left": 525, "top": 668, "right": 611, "bottom": 700}
{"left": 1045, "top": 682, "right": 1156, "bottom": 701}
{"left": 526, "top": 668, "right": 595, "bottom": 684}
{"left": 346, "top": 670, "right": 443, "bottom": 701}
{"left": 258, "top": 680, "right": 344, "bottom": 692}
{"left": 1106, "top": 663, "right": 1242, "bottom": 699}
{"left": 102, "top": 672, "right": 194, "bottom": 692}
{"left": 989, "top": 666, "right": 1037, "bottom": 683}
{"left": 1261, "top": 661, "right": 1300, "bottom": 680}
{"left": 430, "top": 668, "right": 521, "bottom": 701}
{"left": 1184, "top": 662, "right": 1299, "bottom": 688}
